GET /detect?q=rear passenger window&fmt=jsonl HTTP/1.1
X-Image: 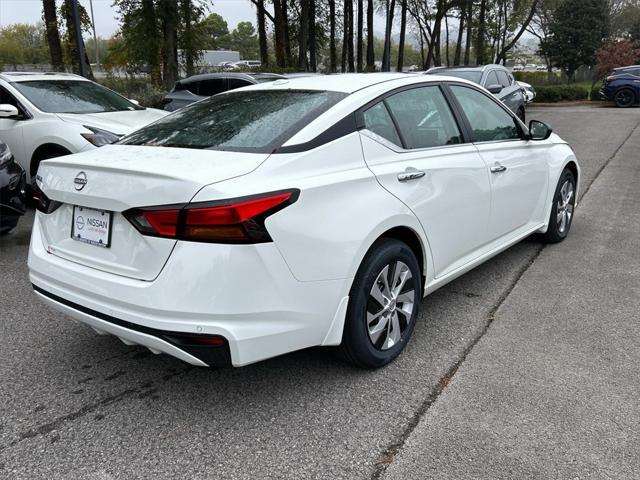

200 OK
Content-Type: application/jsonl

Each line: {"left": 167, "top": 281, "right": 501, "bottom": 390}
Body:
{"left": 451, "top": 85, "right": 520, "bottom": 142}
{"left": 384, "top": 86, "right": 462, "bottom": 149}
{"left": 198, "top": 78, "right": 227, "bottom": 96}
{"left": 363, "top": 102, "right": 402, "bottom": 146}
{"left": 228, "top": 78, "right": 252, "bottom": 90}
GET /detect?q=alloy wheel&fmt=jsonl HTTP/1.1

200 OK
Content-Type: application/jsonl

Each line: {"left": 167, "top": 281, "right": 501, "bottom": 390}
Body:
{"left": 616, "top": 90, "right": 634, "bottom": 107}
{"left": 556, "top": 179, "right": 574, "bottom": 234}
{"left": 366, "top": 261, "right": 416, "bottom": 351}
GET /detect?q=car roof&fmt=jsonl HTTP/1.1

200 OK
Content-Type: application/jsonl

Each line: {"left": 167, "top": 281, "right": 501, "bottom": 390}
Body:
{"left": 427, "top": 64, "right": 507, "bottom": 73}
{"left": 0, "top": 71, "right": 88, "bottom": 83}
{"left": 177, "top": 72, "right": 285, "bottom": 84}
{"left": 238, "top": 72, "right": 443, "bottom": 94}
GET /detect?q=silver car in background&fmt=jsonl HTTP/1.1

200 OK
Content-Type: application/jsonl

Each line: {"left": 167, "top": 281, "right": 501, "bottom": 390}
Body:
{"left": 162, "top": 72, "right": 285, "bottom": 111}
{"left": 426, "top": 64, "right": 527, "bottom": 121}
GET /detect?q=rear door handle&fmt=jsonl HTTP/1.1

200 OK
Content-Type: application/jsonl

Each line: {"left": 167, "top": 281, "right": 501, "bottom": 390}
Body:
{"left": 397, "top": 170, "right": 426, "bottom": 182}
{"left": 490, "top": 164, "right": 507, "bottom": 173}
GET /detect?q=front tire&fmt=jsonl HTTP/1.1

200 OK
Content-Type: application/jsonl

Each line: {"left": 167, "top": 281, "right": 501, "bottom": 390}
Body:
{"left": 541, "top": 169, "right": 576, "bottom": 244}
{"left": 340, "top": 239, "right": 421, "bottom": 368}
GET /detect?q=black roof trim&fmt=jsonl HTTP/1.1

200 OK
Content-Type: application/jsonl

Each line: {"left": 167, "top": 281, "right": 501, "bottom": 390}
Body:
{"left": 275, "top": 113, "right": 358, "bottom": 154}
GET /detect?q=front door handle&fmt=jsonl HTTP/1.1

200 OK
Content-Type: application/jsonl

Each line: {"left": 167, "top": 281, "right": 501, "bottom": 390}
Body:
{"left": 397, "top": 170, "right": 426, "bottom": 182}
{"left": 490, "top": 163, "right": 507, "bottom": 173}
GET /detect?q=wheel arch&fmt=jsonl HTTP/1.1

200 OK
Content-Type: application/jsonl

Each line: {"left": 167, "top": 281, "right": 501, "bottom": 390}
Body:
{"left": 30, "top": 143, "right": 73, "bottom": 177}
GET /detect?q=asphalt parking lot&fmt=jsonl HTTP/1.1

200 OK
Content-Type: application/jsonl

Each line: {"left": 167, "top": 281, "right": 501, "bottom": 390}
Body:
{"left": 1, "top": 104, "right": 639, "bottom": 479}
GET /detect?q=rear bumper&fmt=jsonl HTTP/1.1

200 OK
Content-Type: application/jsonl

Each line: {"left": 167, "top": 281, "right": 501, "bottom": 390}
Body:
{"left": 28, "top": 213, "right": 351, "bottom": 366}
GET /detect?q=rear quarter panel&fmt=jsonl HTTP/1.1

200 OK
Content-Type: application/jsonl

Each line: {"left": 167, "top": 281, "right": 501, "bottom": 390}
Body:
{"left": 190, "top": 132, "right": 431, "bottom": 283}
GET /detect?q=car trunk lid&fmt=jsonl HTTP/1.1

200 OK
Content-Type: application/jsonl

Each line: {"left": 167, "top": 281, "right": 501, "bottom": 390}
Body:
{"left": 35, "top": 145, "right": 268, "bottom": 280}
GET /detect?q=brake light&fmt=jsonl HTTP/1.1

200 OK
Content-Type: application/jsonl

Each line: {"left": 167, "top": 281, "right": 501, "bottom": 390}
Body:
{"left": 124, "top": 189, "right": 299, "bottom": 244}
{"left": 32, "top": 181, "right": 62, "bottom": 214}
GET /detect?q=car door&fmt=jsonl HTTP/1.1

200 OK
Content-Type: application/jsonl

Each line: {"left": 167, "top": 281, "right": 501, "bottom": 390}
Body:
{"left": 358, "top": 84, "right": 492, "bottom": 278}
{"left": 496, "top": 70, "right": 523, "bottom": 113}
{"left": 448, "top": 84, "right": 549, "bottom": 242}
{"left": 0, "top": 85, "right": 28, "bottom": 170}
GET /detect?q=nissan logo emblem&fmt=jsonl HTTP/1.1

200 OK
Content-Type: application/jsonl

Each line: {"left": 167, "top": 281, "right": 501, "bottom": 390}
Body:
{"left": 74, "top": 171, "right": 88, "bottom": 191}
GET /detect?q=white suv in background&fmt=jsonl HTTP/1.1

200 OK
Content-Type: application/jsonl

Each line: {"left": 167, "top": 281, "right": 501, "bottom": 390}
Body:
{"left": 0, "top": 72, "right": 167, "bottom": 180}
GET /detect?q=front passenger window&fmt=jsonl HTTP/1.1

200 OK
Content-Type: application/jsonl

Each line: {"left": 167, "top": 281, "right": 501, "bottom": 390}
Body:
{"left": 450, "top": 85, "right": 520, "bottom": 142}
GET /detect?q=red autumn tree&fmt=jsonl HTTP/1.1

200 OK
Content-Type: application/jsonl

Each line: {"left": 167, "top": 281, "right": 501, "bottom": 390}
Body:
{"left": 595, "top": 39, "right": 640, "bottom": 78}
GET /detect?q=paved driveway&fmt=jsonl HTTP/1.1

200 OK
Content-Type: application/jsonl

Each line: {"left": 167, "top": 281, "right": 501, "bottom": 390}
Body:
{"left": 0, "top": 105, "right": 638, "bottom": 479}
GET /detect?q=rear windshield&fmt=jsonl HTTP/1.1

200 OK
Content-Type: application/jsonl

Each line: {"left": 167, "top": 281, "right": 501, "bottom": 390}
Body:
{"left": 436, "top": 70, "right": 483, "bottom": 84}
{"left": 12, "top": 80, "right": 142, "bottom": 113}
{"left": 119, "top": 89, "right": 347, "bottom": 153}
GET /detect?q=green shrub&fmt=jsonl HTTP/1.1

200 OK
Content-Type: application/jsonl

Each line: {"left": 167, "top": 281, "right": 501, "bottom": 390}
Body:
{"left": 96, "top": 77, "right": 168, "bottom": 109}
{"left": 513, "top": 71, "right": 562, "bottom": 85}
{"left": 534, "top": 85, "right": 590, "bottom": 103}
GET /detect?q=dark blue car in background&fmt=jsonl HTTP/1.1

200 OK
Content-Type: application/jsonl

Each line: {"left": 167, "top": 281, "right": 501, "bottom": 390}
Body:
{"left": 600, "top": 65, "right": 640, "bottom": 107}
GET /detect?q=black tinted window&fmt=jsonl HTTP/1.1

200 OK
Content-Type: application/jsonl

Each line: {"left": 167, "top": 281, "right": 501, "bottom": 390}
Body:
{"left": 198, "top": 78, "right": 227, "bottom": 96}
{"left": 451, "top": 85, "right": 520, "bottom": 142}
{"left": 227, "top": 78, "right": 253, "bottom": 90}
{"left": 385, "top": 86, "right": 462, "bottom": 149}
{"left": 363, "top": 102, "right": 402, "bottom": 146}
{"left": 120, "top": 90, "right": 347, "bottom": 153}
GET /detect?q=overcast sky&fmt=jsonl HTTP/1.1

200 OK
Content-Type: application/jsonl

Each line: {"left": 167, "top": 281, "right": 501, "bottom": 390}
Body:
{"left": 0, "top": 0, "right": 388, "bottom": 38}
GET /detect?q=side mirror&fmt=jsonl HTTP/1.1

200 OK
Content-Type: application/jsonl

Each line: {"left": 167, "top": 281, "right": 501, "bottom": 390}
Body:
{"left": 128, "top": 99, "right": 140, "bottom": 105}
{"left": 528, "top": 120, "right": 552, "bottom": 140}
{"left": 0, "top": 104, "right": 19, "bottom": 118}
{"left": 487, "top": 84, "right": 503, "bottom": 94}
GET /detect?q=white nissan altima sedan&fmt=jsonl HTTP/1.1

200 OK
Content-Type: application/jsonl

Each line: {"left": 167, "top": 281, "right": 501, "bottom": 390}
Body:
{"left": 29, "top": 73, "right": 580, "bottom": 368}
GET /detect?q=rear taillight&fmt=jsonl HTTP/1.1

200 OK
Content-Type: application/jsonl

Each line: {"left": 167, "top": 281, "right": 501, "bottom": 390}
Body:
{"left": 124, "top": 189, "right": 299, "bottom": 244}
{"left": 32, "top": 180, "right": 62, "bottom": 214}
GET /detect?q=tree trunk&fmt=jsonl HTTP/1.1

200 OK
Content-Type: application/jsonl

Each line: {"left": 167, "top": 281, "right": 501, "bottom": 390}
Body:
{"left": 444, "top": 13, "right": 450, "bottom": 66}
{"left": 273, "top": 0, "right": 287, "bottom": 67}
{"left": 159, "top": 0, "right": 178, "bottom": 89}
{"left": 256, "top": 0, "right": 269, "bottom": 67}
{"left": 329, "top": 0, "right": 337, "bottom": 72}
{"left": 309, "top": 0, "right": 317, "bottom": 71}
{"left": 282, "top": 0, "right": 292, "bottom": 61}
{"left": 356, "top": 0, "right": 364, "bottom": 72}
{"left": 43, "top": 0, "right": 64, "bottom": 71}
{"left": 476, "top": 0, "right": 487, "bottom": 65}
{"left": 453, "top": 6, "right": 465, "bottom": 65}
{"left": 382, "top": 0, "right": 396, "bottom": 71}
{"left": 347, "top": 0, "right": 355, "bottom": 72}
{"left": 298, "top": 0, "right": 309, "bottom": 69}
{"left": 62, "top": 0, "right": 94, "bottom": 79}
{"left": 366, "top": 0, "right": 375, "bottom": 71}
{"left": 495, "top": 0, "right": 539, "bottom": 64}
{"left": 464, "top": 0, "right": 472, "bottom": 65}
{"left": 181, "top": 0, "right": 194, "bottom": 77}
{"left": 396, "top": 0, "right": 407, "bottom": 72}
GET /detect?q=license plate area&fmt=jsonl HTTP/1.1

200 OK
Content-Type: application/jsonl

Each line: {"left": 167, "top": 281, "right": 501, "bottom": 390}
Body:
{"left": 71, "top": 206, "right": 113, "bottom": 248}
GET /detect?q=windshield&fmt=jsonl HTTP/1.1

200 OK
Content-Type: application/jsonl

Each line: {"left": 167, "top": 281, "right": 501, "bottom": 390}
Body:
{"left": 12, "top": 80, "right": 142, "bottom": 114}
{"left": 119, "top": 89, "right": 347, "bottom": 153}
{"left": 436, "top": 70, "right": 483, "bottom": 83}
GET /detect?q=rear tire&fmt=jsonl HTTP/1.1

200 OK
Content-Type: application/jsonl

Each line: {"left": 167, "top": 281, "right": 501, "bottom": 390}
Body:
{"left": 614, "top": 88, "right": 636, "bottom": 108}
{"left": 541, "top": 169, "right": 576, "bottom": 244}
{"left": 340, "top": 238, "right": 421, "bottom": 368}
